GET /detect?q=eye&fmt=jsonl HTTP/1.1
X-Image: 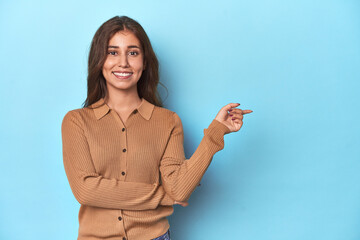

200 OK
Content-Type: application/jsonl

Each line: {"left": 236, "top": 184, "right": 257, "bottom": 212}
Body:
{"left": 108, "top": 51, "right": 117, "bottom": 56}
{"left": 129, "top": 51, "right": 139, "bottom": 56}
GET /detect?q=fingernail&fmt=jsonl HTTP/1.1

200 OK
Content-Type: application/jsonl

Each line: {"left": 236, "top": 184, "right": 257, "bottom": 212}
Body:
{"left": 229, "top": 114, "right": 233, "bottom": 116}
{"left": 232, "top": 118, "right": 235, "bottom": 120}
{"left": 229, "top": 109, "right": 232, "bottom": 112}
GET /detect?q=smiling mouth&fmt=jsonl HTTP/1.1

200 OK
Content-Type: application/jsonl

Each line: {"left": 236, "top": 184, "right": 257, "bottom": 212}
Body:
{"left": 112, "top": 72, "right": 133, "bottom": 79}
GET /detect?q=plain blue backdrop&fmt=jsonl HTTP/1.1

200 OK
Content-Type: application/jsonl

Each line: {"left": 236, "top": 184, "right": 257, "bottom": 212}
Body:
{"left": 1, "top": 0, "right": 359, "bottom": 239}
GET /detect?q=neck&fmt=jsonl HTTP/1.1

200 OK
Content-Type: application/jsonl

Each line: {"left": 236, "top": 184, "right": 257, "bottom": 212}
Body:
{"left": 104, "top": 87, "right": 142, "bottom": 111}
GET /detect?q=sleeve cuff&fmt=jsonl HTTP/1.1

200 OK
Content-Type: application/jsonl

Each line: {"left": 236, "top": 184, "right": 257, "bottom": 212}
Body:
{"left": 206, "top": 119, "right": 231, "bottom": 137}
{"left": 211, "top": 119, "right": 231, "bottom": 134}
{"left": 203, "top": 119, "right": 230, "bottom": 153}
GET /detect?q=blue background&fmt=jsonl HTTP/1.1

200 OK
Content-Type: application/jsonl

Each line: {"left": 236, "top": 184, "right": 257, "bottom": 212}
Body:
{"left": 1, "top": 0, "right": 359, "bottom": 239}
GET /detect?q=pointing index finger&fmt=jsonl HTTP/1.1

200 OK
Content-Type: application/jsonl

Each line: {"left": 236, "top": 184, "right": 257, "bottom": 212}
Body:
{"left": 242, "top": 110, "right": 253, "bottom": 115}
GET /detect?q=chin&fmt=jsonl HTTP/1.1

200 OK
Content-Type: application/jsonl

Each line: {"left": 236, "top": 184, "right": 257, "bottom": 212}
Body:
{"left": 108, "top": 82, "right": 138, "bottom": 91}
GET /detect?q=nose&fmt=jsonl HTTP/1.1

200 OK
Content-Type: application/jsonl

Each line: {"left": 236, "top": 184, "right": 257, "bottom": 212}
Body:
{"left": 118, "top": 53, "right": 130, "bottom": 68}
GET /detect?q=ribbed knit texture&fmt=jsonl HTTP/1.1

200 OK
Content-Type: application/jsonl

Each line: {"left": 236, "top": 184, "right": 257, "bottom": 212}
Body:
{"left": 61, "top": 97, "right": 231, "bottom": 240}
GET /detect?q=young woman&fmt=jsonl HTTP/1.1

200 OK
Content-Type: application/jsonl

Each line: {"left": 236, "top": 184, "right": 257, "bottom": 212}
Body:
{"left": 61, "top": 16, "right": 252, "bottom": 240}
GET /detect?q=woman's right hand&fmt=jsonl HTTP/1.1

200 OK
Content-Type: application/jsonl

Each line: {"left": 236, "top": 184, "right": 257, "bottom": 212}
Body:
{"left": 174, "top": 201, "right": 189, "bottom": 207}
{"left": 214, "top": 103, "right": 253, "bottom": 133}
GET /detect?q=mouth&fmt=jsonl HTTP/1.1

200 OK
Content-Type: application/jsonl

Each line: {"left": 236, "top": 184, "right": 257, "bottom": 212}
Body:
{"left": 112, "top": 71, "right": 133, "bottom": 79}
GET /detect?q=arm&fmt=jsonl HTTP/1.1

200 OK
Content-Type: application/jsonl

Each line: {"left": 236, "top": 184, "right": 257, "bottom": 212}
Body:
{"left": 159, "top": 112, "right": 231, "bottom": 202}
{"left": 61, "top": 111, "right": 173, "bottom": 210}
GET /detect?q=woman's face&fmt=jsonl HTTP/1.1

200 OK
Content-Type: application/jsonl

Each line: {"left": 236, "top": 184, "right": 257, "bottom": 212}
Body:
{"left": 102, "top": 30, "right": 145, "bottom": 94}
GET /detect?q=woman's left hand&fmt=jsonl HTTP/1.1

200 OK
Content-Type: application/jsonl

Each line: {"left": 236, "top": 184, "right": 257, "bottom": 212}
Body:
{"left": 215, "top": 103, "right": 253, "bottom": 133}
{"left": 174, "top": 201, "right": 189, "bottom": 207}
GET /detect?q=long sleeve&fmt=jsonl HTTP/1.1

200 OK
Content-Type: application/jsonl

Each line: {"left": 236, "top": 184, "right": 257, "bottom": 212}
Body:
{"left": 61, "top": 111, "right": 173, "bottom": 210}
{"left": 159, "top": 112, "right": 231, "bottom": 202}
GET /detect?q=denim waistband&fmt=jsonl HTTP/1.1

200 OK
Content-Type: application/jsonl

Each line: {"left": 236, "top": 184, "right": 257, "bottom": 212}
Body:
{"left": 151, "top": 229, "right": 171, "bottom": 240}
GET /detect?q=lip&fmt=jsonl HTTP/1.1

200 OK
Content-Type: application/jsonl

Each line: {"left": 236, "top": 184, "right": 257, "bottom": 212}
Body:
{"left": 112, "top": 71, "right": 133, "bottom": 79}
{"left": 113, "top": 71, "right": 132, "bottom": 73}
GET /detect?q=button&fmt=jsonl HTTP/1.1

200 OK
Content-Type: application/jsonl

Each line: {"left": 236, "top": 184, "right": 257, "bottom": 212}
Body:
{"left": 122, "top": 128, "right": 125, "bottom": 132}
{"left": 121, "top": 171, "right": 126, "bottom": 176}
{"left": 118, "top": 216, "right": 122, "bottom": 221}
{"left": 123, "top": 148, "right": 126, "bottom": 152}
{"left": 133, "top": 109, "right": 137, "bottom": 114}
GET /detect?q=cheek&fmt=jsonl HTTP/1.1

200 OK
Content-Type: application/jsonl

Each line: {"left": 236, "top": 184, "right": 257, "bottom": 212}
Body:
{"left": 129, "top": 58, "right": 144, "bottom": 72}
{"left": 103, "top": 58, "right": 115, "bottom": 72}
{"left": 102, "top": 61, "right": 114, "bottom": 81}
{"left": 134, "top": 62, "right": 144, "bottom": 72}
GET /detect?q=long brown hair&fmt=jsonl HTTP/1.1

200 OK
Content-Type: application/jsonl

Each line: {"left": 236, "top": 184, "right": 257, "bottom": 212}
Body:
{"left": 82, "top": 16, "right": 167, "bottom": 108}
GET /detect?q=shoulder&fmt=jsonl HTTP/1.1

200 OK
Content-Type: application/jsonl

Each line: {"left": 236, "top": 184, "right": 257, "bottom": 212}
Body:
{"left": 61, "top": 109, "right": 81, "bottom": 131}
{"left": 154, "top": 105, "right": 181, "bottom": 118}
{"left": 61, "top": 107, "right": 93, "bottom": 128}
{"left": 153, "top": 106, "right": 183, "bottom": 128}
{"left": 62, "top": 108, "right": 81, "bottom": 121}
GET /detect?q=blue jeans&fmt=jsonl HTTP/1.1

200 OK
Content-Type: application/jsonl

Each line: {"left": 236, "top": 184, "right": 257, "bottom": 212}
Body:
{"left": 151, "top": 229, "right": 171, "bottom": 240}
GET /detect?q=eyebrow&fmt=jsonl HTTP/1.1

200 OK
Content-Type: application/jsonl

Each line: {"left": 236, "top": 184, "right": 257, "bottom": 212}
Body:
{"left": 107, "top": 45, "right": 140, "bottom": 49}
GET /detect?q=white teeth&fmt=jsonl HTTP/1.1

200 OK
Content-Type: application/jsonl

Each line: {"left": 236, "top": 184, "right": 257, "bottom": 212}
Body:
{"left": 113, "top": 72, "right": 132, "bottom": 77}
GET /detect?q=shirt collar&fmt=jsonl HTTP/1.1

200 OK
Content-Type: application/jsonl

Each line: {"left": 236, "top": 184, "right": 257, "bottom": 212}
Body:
{"left": 91, "top": 97, "right": 155, "bottom": 121}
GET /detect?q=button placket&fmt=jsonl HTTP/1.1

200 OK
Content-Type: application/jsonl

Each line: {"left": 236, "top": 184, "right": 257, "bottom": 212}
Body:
{"left": 112, "top": 113, "right": 127, "bottom": 181}
{"left": 118, "top": 109, "right": 138, "bottom": 181}
{"left": 121, "top": 125, "right": 127, "bottom": 181}
{"left": 109, "top": 109, "right": 129, "bottom": 238}
{"left": 117, "top": 209, "right": 127, "bottom": 238}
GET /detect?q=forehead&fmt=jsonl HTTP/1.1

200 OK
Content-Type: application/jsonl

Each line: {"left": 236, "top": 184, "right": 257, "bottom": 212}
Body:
{"left": 108, "top": 30, "right": 141, "bottom": 46}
